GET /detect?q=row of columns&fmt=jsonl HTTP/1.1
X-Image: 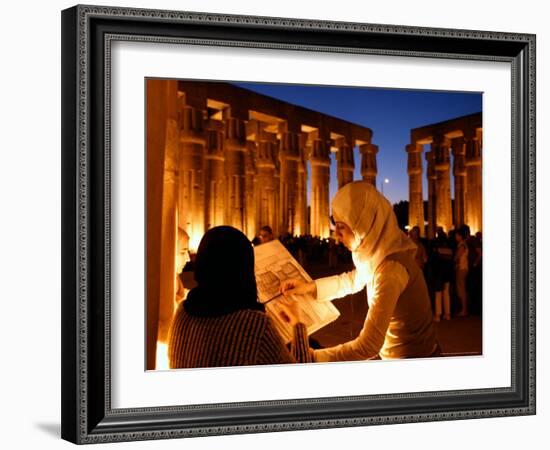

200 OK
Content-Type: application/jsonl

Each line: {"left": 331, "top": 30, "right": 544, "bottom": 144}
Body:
{"left": 148, "top": 84, "right": 377, "bottom": 367}
{"left": 148, "top": 80, "right": 480, "bottom": 368}
{"left": 176, "top": 99, "right": 379, "bottom": 248}
{"left": 407, "top": 129, "right": 483, "bottom": 238}
{"left": 147, "top": 82, "right": 379, "bottom": 368}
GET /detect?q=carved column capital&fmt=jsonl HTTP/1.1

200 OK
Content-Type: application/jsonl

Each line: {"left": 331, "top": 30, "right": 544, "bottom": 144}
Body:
{"left": 451, "top": 137, "right": 467, "bottom": 177}
{"left": 336, "top": 139, "right": 355, "bottom": 170}
{"left": 256, "top": 130, "right": 278, "bottom": 169}
{"left": 359, "top": 143, "right": 378, "bottom": 178}
{"left": 178, "top": 104, "right": 206, "bottom": 145}
{"left": 463, "top": 128, "right": 481, "bottom": 165}
{"left": 425, "top": 150, "right": 436, "bottom": 180}
{"left": 406, "top": 143, "right": 423, "bottom": 175}
{"left": 280, "top": 131, "right": 303, "bottom": 162}
{"left": 431, "top": 135, "right": 451, "bottom": 170}
{"left": 224, "top": 116, "right": 247, "bottom": 152}
{"left": 310, "top": 138, "right": 331, "bottom": 167}
{"left": 204, "top": 119, "right": 225, "bottom": 161}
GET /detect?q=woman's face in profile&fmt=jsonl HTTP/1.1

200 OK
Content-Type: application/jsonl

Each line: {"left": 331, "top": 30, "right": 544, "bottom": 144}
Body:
{"left": 175, "top": 234, "right": 190, "bottom": 274}
{"left": 332, "top": 213, "right": 356, "bottom": 250}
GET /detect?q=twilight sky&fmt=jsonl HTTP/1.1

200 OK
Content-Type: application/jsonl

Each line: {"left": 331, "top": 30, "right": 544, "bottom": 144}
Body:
{"left": 234, "top": 81, "right": 482, "bottom": 205}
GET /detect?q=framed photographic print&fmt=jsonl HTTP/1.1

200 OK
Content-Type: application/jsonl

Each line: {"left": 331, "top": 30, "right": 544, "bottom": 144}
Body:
{"left": 61, "top": 4, "right": 536, "bottom": 444}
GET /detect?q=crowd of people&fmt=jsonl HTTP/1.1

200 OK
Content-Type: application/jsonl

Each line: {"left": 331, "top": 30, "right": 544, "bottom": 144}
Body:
{"left": 409, "top": 224, "right": 482, "bottom": 321}
{"left": 167, "top": 181, "right": 482, "bottom": 369}
{"left": 168, "top": 182, "right": 444, "bottom": 368}
{"left": 255, "top": 222, "right": 482, "bottom": 323}
{"left": 253, "top": 227, "right": 352, "bottom": 268}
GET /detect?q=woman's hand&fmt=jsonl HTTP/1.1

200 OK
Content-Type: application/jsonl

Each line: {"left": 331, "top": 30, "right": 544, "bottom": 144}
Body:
{"left": 278, "top": 300, "right": 304, "bottom": 326}
{"left": 280, "top": 279, "right": 317, "bottom": 299}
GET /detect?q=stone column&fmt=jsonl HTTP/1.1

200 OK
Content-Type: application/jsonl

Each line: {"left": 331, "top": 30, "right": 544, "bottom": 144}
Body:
{"left": 158, "top": 156, "right": 178, "bottom": 344}
{"left": 465, "top": 128, "right": 483, "bottom": 233}
{"left": 336, "top": 139, "right": 355, "bottom": 188}
{"left": 279, "top": 130, "right": 303, "bottom": 235}
{"left": 146, "top": 79, "right": 179, "bottom": 368}
{"left": 244, "top": 140, "right": 258, "bottom": 240}
{"left": 273, "top": 146, "right": 281, "bottom": 237}
{"left": 432, "top": 136, "right": 453, "bottom": 233}
{"left": 204, "top": 119, "right": 225, "bottom": 232}
{"left": 359, "top": 143, "right": 378, "bottom": 186}
{"left": 452, "top": 137, "right": 467, "bottom": 228}
{"left": 406, "top": 143, "right": 425, "bottom": 236}
{"left": 255, "top": 130, "right": 279, "bottom": 236}
{"left": 310, "top": 137, "right": 331, "bottom": 239}
{"left": 223, "top": 113, "right": 247, "bottom": 232}
{"left": 296, "top": 133, "right": 309, "bottom": 236}
{"left": 178, "top": 103, "right": 206, "bottom": 252}
{"left": 425, "top": 150, "right": 436, "bottom": 239}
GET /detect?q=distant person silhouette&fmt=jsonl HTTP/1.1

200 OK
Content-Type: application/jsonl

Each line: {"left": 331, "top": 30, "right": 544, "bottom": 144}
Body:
{"left": 258, "top": 225, "right": 274, "bottom": 244}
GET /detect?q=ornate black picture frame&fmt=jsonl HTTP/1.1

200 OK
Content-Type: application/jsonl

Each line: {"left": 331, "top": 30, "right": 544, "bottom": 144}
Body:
{"left": 61, "top": 4, "right": 536, "bottom": 444}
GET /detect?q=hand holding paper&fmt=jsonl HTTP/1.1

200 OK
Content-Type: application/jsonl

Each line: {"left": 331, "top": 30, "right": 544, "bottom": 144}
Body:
{"left": 254, "top": 240, "right": 340, "bottom": 343}
{"left": 280, "top": 278, "right": 317, "bottom": 299}
{"left": 278, "top": 299, "right": 304, "bottom": 326}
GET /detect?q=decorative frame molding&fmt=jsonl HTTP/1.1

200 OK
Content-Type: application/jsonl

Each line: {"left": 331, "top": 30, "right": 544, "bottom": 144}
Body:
{"left": 61, "top": 4, "right": 536, "bottom": 444}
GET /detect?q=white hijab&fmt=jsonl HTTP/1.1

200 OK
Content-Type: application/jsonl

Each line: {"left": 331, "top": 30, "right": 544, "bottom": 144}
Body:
{"left": 332, "top": 181, "right": 417, "bottom": 282}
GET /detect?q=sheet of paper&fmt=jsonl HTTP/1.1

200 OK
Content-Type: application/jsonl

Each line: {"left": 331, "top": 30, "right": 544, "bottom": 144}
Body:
{"left": 254, "top": 240, "right": 340, "bottom": 343}
{"left": 254, "top": 240, "right": 312, "bottom": 302}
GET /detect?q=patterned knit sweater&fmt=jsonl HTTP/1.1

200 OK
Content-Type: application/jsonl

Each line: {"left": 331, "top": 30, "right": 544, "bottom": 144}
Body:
{"left": 168, "top": 304, "right": 312, "bottom": 368}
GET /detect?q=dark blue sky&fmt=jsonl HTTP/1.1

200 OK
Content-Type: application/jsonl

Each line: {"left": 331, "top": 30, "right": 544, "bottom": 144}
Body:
{"left": 234, "top": 82, "right": 482, "bottom": 205}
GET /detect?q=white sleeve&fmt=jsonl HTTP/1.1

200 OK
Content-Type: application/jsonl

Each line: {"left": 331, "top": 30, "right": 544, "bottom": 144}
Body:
{"left": 314, "top": 260, "right": 409, "bottom": 362}
{"left": 314, "top": 268, "right": 369, "bottom": 302}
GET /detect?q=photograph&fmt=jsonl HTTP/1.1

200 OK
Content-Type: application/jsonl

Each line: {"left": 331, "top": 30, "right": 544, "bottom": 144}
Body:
{"left": 2, "top": 0, "right": 546, "bottom": 447}
{"left": 58, "top": 4, "right": 536, "bottom": 443}
{"left": 146, "top": 79, "right": 484, "bottom": 371}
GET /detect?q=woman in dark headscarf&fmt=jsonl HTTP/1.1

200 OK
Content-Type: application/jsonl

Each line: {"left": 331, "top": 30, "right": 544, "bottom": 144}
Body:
{"left": 168, "top": 226, "right": 311, "bottom": 368}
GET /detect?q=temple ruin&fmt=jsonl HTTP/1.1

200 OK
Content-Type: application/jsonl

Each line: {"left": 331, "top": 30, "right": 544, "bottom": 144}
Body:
{"left": 406, "top": 113, "right": 483, "bottom": 238}
{"left": 146, "top": 79, "right": 482, "bottom": 368}
{"left": 146, "top": 79, "right": 377, "bottom": 367}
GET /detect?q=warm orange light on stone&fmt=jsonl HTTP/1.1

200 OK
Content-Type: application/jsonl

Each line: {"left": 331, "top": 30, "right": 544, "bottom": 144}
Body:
{"left": 433, "top": 136, "right": 453, "bottom": 233}
{"left": 169, "top": 81, "right": 376, "bottom": 242}
{"left": 407, "top": 113, "right": 482, "bottom": 237}
{"left": 310, "top": 137, "right": 331, "bottom": 239}
{"left": 359, "top": 143, "right": 378, "bottom": 187}
{"left": 406, "top": 143, "right": 425, "bottom": 237}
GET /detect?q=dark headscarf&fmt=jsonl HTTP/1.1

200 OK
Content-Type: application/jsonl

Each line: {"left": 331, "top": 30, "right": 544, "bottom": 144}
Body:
{"left": 184, "top": 226, "right": 264, "bottom": 317}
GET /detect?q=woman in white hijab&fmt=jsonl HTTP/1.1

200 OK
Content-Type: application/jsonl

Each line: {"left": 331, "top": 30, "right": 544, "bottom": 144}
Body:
{"left": 282, "top": 181, "right": 438, "bottom": 362}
